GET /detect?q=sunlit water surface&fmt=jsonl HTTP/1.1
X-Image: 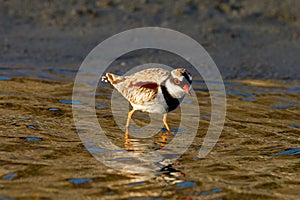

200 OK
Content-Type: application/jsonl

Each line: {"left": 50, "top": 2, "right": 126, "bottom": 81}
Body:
{"left": 0, "top": 74, "right": 299, "bottom": 199}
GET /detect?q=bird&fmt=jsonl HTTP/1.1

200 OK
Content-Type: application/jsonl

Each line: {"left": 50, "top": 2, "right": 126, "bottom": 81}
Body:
{"left": 101, "top": 68, "right": 192, "bottom": 133}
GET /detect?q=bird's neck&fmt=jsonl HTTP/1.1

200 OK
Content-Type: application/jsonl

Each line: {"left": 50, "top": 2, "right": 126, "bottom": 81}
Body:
{"left": 164, "top": 79, "right": 185, "bottom": 99}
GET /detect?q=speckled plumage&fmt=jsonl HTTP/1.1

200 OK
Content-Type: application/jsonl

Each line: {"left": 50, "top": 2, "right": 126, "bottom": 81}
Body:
{"left": 104, "top": 68, "right": 170, "bottom": 111}
{"left": 102, "top": 67, "right": 192, "bottom": 132}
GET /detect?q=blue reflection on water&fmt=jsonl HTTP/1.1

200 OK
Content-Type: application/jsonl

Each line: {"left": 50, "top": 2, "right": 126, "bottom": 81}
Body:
{"left": 201, "top": 114, "right": 215, "bottom": 119}
{"left": 242, "top": 97, "right": 256, "bottom": 102}
{"left": 48, "top": 107, "right": 59, "bottom": 111}
{"left": 227, "top": 89, "right": 256, "bottom": 97}
{"left": 182, "top": 98, "right": 192, "bottom": 103}
{"left": 176, "top": 181, "right": 196, "bottom": 189}
{"left": 202, "top": 188, "right": 222, "bottom": 195}
{"left": 59, "top": 99, "right": 82, "bottom": 105}
{"left": 125, "top": 181, "right": 146, "bottom": 187}
{"left": 271, "top": 104, "right": 294, "bottom": 110}
{"left": 2, "top": 173, "right": 17, "bottom": 179}
{"left": 277, "top": 98, "right": 300, "bottom": 106}
{"left": 26, "top": 137, "right": 41, "bottom": 141}
{"left": 50, "top": 69, "right": 77, "bottom": 76}
{"left": 27, "top": 125, "right": 36, "bottom": 129}
{"left": 288, "top": 87, "right": 300, "bottom": 93}
{"left": 290, "top": 124, "right": 300, "bottom": 129}
{"left": 68, "top": 178, "right": 92, "bottom": 184}
{"left": 272, "top": 148, "right": 300, "bottom": 156}
{"left": 84, "top": 142, "right": 94, "bottom": 147}
{"left": 0, "top": 75, "right": 11, "bottom": 81}
{"left": 87, "top": 147, "right": 108, "bottom": 153}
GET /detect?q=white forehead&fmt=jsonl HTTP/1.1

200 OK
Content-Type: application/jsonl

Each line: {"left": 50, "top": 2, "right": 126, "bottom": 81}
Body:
{"left": 171, "top": 71, "right": 184, "bottom": 81}
{"left": 171, "top": 71, "right": 192, "bottom": 82}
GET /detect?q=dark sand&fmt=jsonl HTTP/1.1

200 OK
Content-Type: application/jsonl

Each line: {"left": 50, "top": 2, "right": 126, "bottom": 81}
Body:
{"left": 0, "top": 78, "right": 299, "bottom": 199}
{"left": 0, "top": 0, "right": 300, "bottom": 80}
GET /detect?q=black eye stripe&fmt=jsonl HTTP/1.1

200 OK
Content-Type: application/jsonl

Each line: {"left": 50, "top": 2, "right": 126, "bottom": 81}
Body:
{"left": 182, "top": 72, "right": 192, "bottom": 84}
{"left": 180, "top": 79, "right": 189, "bottom": 87}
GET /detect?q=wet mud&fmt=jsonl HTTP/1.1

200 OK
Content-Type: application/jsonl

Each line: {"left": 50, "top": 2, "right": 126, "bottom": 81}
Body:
{"left": 0, "top": 78, "right": 299, "bottom": 199}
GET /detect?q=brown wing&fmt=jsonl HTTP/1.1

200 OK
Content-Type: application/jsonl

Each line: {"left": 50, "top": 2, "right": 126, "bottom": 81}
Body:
{"left": 125, "top": 68, "right": 170, "bottom": 84}
{"left": 119, "top": 81, "right": 159, "bottom": 105}
{"left": 129, "top": 81, "right": 158, "bottom": 89}
{"left": 108, "top": 68, "right": 169, "bottom": 105}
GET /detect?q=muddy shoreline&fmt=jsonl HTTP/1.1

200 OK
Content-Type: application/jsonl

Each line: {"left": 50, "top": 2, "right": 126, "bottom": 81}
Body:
{"left": 0, "top": 77, "right": 299, "bottom": 199}
{"left": 1, "top": 0, "right": 300, "bottom": 80}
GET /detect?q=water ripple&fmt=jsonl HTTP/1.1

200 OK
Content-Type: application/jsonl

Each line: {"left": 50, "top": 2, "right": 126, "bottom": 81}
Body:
{"left": 272, "top": 148, "right": 300, "bottom": 156}
{"left": 68, "top": 178, "right": 92, "bottom": 184}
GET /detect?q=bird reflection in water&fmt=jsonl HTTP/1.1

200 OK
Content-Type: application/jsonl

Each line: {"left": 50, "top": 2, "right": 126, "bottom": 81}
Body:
{"left": 125, "top": 132, "right": 186, "bottom": 185}
{"left": 124, "top": 130, "right": 170, "bottom": 151}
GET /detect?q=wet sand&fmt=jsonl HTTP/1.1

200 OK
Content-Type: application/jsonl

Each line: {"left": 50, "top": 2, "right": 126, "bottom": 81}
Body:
{"left": 0, "top": 78, "right": 299, "bottom": 199}
{"left": 1, "top": 0, "right": 300, "bottom": 80}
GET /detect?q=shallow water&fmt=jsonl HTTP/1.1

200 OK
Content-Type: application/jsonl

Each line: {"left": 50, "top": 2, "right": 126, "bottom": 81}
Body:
{"left": 0, "top": 77, "right": 299, "bottom": 199}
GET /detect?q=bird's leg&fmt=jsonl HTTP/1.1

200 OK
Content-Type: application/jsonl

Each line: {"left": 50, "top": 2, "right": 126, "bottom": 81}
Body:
{"left": 163, "top": 113, "right": 170, "bottom": 133}
{"left": 125, "top": 109, "right": 135, "bottom": 134}
{"left": 125, "top": 131, "right": 132, "bottom": 150}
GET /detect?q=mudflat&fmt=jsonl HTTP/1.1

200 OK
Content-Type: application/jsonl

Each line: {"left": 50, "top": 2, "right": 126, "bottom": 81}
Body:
{"left": 0, "top": 78, "right": 299, "bottom": 199}
{"left": 1, "top": 0, "right": 300, "bottom": 80}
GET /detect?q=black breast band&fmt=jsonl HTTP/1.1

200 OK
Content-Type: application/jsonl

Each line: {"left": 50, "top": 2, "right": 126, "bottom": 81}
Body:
{"left": 160, "top": 85, "right": 181, "bottom": 112}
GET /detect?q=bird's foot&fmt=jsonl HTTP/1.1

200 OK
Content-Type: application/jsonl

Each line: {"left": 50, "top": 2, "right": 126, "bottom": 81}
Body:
{"left": 162, "top": 127, "right": 171, "bottom": 134}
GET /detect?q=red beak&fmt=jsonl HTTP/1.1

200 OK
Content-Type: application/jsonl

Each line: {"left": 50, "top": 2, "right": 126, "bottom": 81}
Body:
{"left": 183, "top": 84, "right": 191, "bottom": 95}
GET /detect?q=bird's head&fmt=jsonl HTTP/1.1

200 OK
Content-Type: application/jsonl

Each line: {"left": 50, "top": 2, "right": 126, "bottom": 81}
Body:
{"left": 166, "top": 68, "right": 192, "bottom": 98}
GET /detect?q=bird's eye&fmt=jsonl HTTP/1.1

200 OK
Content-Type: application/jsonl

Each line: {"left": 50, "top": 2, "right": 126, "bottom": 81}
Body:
{"left": 174, "top": 78, "right": 181, "bottom": 85}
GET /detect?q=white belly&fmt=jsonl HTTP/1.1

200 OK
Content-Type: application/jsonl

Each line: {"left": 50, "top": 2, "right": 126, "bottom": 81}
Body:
{"left": 131, "top": 92, "right": 168, "bottom": 113}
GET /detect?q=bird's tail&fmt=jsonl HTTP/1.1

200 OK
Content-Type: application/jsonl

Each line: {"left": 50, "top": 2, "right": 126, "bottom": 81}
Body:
{"left": 101, "top": 74, "right": 109, "bottom": 82}
{"left": 101, "top": 73, "right": 124, "bottom": 84}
